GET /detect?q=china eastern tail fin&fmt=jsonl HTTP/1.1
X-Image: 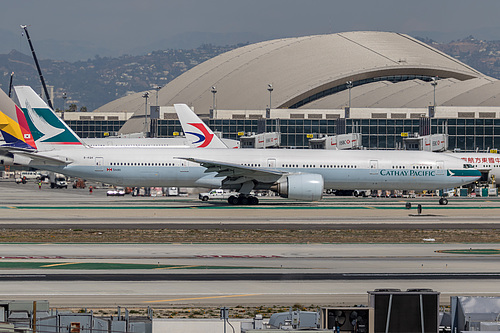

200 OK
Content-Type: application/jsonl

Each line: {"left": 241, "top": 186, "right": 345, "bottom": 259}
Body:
{"left": 174, "top": 103, "right": 229, "bottom": 148}
{"left": 0, "top": 87, "right": 37, "bottom": 150}
{"left": 14, "top": 86, "right": 83, "bottom": 148}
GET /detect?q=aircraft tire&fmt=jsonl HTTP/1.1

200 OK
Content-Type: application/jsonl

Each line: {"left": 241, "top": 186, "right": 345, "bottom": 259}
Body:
{"left": 228, "top": 196, "right": 238, "bottom": 205}
{"left": 249, "top": 196, "right": 259, "bottom": 205}
{"left": 238, "top": 196, "right": 249, "bottom": 205}
{"left": 439, "top": 197, "right": 448, "bottom": 205}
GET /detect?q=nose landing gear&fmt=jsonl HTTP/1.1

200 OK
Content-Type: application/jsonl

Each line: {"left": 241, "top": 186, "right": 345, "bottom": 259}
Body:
{"left": 439, "top": 197, "right": 448, "bottom": 205}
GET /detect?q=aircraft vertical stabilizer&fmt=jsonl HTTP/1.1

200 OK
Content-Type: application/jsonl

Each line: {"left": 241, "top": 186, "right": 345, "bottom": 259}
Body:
{"left": 0, "top": 87, "right": 37, "bottom": 149}
{"left": 174, "top": 103, "right": 229, "bottom": 148}
{"left": 14, "top": 86, "right": 83, "bottom": 148}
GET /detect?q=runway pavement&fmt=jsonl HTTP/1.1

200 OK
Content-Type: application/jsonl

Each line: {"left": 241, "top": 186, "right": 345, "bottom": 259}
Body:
{"left": 1, "top": 180, "right": 500, "bottom": 229}
{"left": 1, "top": 179, "right": 500, "bottom": 307}
{"left": 0, "top": 242, "right": 499, "bottom": 307}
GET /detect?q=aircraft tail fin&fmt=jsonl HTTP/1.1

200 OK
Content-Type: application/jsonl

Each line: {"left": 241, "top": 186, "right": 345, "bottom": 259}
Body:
{"left": 14, "top": 86, "right": 84, "bottom": 148}
{"left": 0, "top": 87, "right": 37, "bottom": 150}
{"left": 174, "top": 103, "right": 228, "bottom": 148}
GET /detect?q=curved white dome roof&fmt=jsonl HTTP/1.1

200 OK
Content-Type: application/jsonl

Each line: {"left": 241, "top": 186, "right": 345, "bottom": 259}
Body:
{"left": 96, "top": 31, "right": 496, "bottom": 115}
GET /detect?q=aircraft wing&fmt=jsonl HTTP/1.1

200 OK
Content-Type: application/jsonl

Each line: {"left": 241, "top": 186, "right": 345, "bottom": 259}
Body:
{"left": 0, "top": 145, "right": 36, "bottom": 153}
{"left": 13, "top": 152, "right": 71, "bottom": 166}
{"left": 0, "top": 146, "right": 71, "bottom": 166}
{"left": 177, "top": 157, "right": 284, "bottom": 184}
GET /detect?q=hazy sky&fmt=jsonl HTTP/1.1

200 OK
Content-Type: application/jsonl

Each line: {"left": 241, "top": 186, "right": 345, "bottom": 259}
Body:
{"left": 2, "top": 0, "right": 500, "bottom": 58}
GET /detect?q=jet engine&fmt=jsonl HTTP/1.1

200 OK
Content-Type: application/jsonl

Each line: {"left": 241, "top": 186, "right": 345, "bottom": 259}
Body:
{"left": 0, "top": 153, "right": 14, "bottom": 166}
{"left": 271, "top": 173, "right": 324, "bottom": 201}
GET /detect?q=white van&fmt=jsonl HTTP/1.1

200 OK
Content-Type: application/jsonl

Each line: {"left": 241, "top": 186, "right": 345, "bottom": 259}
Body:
{"left": 20, "top": 171, "right": 41, "bottom": 180}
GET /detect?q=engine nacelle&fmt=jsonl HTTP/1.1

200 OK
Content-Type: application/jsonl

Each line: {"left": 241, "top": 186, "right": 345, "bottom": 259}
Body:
{"left": 271, "top": 173, "right": 324, "bottom": 201}
{"left": 0, "top": 154, "right": 14, "bottom": 166}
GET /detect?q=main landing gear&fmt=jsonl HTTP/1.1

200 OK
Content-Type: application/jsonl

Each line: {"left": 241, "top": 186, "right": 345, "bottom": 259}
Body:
{"left": 439, "top": 197, "right": 448, "bottom": 205}
{"left": 228, "top": 194, "right": 259, "bottom": 205}
{"left": 405, "top": 197, "right": 449, "bottom": 210}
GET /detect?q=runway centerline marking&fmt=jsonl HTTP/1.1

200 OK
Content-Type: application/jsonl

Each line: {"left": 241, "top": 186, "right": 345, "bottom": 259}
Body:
{"left": 144, "top": 293, "right": 262, "bottom": 303}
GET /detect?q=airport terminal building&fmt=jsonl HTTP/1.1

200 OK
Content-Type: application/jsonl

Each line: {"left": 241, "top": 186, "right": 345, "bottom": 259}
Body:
{"left": 64, "top": 31, "right": 500, "bottom": 151}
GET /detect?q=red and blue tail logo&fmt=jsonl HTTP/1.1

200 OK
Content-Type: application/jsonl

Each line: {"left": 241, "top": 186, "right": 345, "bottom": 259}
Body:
{"left": 0, "top": 102, "right": 37, "bottom": 150}
{"left": 186, "top": 123, "right": 214, "bottom": 148}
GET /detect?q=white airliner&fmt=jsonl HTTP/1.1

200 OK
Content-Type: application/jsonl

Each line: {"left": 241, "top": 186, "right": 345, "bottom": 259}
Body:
{"left": 445, "top": 152, "right": 500, "bottom": 183}
{"left": 13, "top": 85, "right": 239, "bottom": 149}
{"left": 0, "top": 87, "right": 480, "bottom": 205}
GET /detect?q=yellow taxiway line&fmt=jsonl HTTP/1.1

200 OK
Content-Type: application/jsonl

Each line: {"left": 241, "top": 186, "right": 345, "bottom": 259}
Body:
{"left": 144, "top": 294, "right": 262, "bottom": 303}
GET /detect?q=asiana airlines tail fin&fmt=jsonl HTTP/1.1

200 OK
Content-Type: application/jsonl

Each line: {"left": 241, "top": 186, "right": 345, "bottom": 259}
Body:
{"left": 0, "top": 86, "right": 37, "bottom": 150}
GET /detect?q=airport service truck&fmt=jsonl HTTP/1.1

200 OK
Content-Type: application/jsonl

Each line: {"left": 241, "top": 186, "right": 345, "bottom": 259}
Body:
{"left": 49, "top": 173, "right": 68, "bottom": 189}
{"left": 198, "top": 189, "right": 233, "bottom": 201}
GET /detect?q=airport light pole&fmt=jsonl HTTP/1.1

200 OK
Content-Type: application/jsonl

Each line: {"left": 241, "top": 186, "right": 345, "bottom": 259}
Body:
{"left": 431, "top": 77, "right": 438, "bottom": 106}
{"left": 267, "top": 84, "right": 273, "bottom": 109}
{"left": 211, "top": 86, "right": 217, "bottom": 118}
{"left": 142, "top": 92, "right": 149, "bottom": 136}
{"left": 154, "top": 85, "right": 162, "bottom": 107}
{"left": 62, "top": 92, "right": 67, "bottom": 112}
{"left": 346, "top": 81, "right": 353, "bottom": 108}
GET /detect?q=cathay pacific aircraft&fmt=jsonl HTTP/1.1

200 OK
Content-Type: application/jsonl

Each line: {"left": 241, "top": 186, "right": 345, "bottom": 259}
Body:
{"left": 0, "top": 87, "right": 480, "bottom": 205}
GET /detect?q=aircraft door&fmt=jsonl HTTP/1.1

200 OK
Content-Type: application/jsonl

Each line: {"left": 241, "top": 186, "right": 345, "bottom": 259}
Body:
{"left": 95, "top": 157, "right": 104, "bottom": 172}
{"left": 369, "top": 160, "right": 378, "bottom": 174}
{"left": 267, "top": 158, "right": 276, "bottom": 168}
{"left": 437, "top": 161, "right": 444, "bottom": 175}
{"left": 180, "top": 160, "right": 189, "bottom": 172}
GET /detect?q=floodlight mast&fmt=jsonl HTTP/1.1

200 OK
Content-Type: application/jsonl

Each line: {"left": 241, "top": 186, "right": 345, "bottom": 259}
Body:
{"left": 20, "top": 25, "right": 54, "bottom": 110}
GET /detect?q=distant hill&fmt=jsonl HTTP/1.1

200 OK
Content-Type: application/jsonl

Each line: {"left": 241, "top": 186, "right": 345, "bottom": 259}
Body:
{"left": 417, "top": 36, "right": 500, "bottom": 79}
{"left": 0, "top": 44, "right": 241, "bottom": 111}
{"left": 2, "top": 36, "right": 500, "bottom": 112}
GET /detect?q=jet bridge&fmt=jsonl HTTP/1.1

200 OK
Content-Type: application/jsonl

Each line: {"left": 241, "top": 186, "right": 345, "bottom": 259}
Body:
{"left": 309, "top": 133, "right": 362, "bottom": 150}
{"left": 403, "top": 134, "right": 448, "bottom": 152}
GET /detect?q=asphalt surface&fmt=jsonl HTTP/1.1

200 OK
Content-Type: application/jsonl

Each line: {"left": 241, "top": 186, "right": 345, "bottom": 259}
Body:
{"left": 1, "top": 179, "right": 500, "bottom": 307}
{"left": 2, "top": 179, "right": 500, "bottom": 230}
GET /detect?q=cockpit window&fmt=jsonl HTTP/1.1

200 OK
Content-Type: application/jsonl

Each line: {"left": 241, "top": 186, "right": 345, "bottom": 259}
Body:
{"left": 463, "top": 164, "right": 473, "bottom": 169}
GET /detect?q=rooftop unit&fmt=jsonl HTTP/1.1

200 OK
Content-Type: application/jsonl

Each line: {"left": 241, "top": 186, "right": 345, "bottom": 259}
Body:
{"left": 451, "top": 296, "right": 500, "bottom": 332}
{"left": 368, "top": 288, "right": 440, "bottom": 333}
{"left": 320, "top": 306, "right": 374, "bottom": 333}
{"left": 0, "top": 301, "right": 152, "bottom": 333}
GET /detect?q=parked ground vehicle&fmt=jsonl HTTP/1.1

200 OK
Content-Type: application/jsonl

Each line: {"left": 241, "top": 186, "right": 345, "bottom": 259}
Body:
{"left": 15, "top": 171, "right": 41, "bottom": 183}
{"left": 199, "top": 189, "right": 233, "bottom": 201}
{"left": 107, "top": 187, "right": 126, "bottom": 196}
{"left": 15, "top": 176, "right": 27, "bottom": 184}
{"left": 20, "top": 171, "right": 41, "bottom": 180}
{"left": 72, "top": 178, "right": 86, "bottom": 189}
{"left": 166, "top": 187, "right": 179, "bottom": 196}
{"left": 50, "top": 173, "right": 68, "bottom": 189}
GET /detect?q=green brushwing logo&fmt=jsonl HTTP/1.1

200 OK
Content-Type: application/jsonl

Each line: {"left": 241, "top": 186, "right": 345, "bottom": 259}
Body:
{"left": 23, "top": 102, "right": 80, "bottom": 144}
